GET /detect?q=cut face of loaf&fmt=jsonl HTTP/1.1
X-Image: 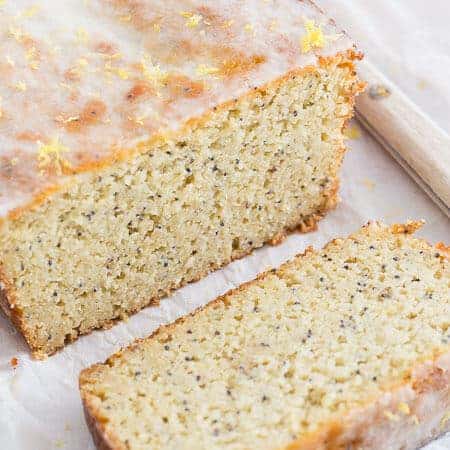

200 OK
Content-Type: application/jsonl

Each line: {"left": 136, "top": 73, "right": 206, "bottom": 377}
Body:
{"left": 80, "top": 222, "right": 450, "bottom": 450}
{"left": 0, "top": 0, "right": 364, "bottom": 357}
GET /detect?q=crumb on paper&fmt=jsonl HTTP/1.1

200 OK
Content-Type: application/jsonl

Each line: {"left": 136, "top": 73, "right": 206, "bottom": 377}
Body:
{"left": 362, "top": 178, "right": 375, "bottom": 191}
{"left": 343, "top": 123, "right": 361, "bottom": 140}
{"left": 369, "top": 84, "right": 391, "bottom": 100}
{"left": 54, "top": 440, "right": 65, "bottom": 449}
{"left": 10, "top": 357, "right": 18, "bottom": 368}
{"left": 417, "top": 79, "right": 427, "bottom": 90}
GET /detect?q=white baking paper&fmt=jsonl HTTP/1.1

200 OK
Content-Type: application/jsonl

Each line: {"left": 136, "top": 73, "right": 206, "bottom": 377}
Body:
{"left": 0, "top": 1, "right": 449, "bottom": 448}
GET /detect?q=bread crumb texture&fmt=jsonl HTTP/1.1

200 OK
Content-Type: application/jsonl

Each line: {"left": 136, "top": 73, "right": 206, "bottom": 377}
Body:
{"left": 0, "top": 57, "right": 361, "bottom": 357}
{"left": 80, "top": 222, "right": 450, "bottom": 450}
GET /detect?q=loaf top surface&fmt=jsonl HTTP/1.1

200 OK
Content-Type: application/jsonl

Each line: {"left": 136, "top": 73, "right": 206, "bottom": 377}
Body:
{"left": 0, "top": 0, "right": 355, "bottom": 219}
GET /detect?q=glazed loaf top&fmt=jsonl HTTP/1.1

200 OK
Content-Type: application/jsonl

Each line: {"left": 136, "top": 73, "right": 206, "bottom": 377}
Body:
{"left": 0, "top": 0, "right": 355, "bottom": 219}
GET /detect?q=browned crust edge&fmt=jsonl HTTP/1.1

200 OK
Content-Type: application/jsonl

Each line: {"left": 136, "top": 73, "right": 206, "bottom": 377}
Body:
{"left": 0, "top": 187, "right": 337, "bottom": 359}
{"left": 79, "top": 220, "right": 449, "bottom": 450}
{"left": 82, "top": 400, "right": 123, "bottom": 450}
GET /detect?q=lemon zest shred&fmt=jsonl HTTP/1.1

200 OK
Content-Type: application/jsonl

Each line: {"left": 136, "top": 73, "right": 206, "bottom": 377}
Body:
{"left": 76, "top": 27, "right": 89, "bottom": 44}
{"left": 20, "top": 4, "right": 40, "bottom": 18}
{"left": 398, "top": 402, "right": 410, "bottom": 415}
{"left": 6, "top": 55, "right": 15, "bottom": 66}
{"left": 141, "top": 56, "right": 167, "bottom": 85}
{"left": 244, "top": 23, "right": 254, "bottom": 33}
{"left": 301, "top": 19, "right": 326, "bottom": 53}
{"left": 222, "top": 20, "right": 234, "bottom": 29}
{"left": 196, "top": 64, "right": 220, "bottom": 77}
{"left": 15, "top": 81, "right": 27, "bottom": 92}
{"left": 115, "top": 68, "right": 129, "bottom": 80}
{"left": 180, "top": 11, "right": 202, "bottom": 28}
{"left": 8, "top": 26, "right": 25, "bottom": 42}
{"left": 383, "top": 411, "right": 400, "bottom": 422}
{"left": 55, "top": 115, "right": 80, "bottom": 125}
{"left": 441, "top": 411, "right": 450, "bottom": 428}
{"left": 78, "top": 58, "right": 89, "bottom": 67}
{"left": 37, "top": 138, "right": 71, "bottom": 175}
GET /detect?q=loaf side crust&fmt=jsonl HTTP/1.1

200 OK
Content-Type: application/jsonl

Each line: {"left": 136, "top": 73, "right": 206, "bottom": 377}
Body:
{"left": 80, "top": 221, "right": 449, "bottom": 450}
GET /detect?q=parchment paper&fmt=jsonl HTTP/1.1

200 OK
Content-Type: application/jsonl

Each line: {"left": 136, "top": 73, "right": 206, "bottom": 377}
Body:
{"left": 1, "top": 1, "right": 449, "bottom": 448}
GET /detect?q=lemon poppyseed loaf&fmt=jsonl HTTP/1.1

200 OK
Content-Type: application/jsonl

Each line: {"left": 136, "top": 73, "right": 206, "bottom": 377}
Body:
{"left": 0, "top": 0, "right": 364, "bottom": 357}
{"left": 80, "top": 222, "right": 450, "bottom": 450}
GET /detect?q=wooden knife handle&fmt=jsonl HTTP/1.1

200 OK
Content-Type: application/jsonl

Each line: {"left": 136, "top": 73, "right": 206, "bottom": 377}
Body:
{"left": 355, "top": 58, "right": 450, "bottom": 215}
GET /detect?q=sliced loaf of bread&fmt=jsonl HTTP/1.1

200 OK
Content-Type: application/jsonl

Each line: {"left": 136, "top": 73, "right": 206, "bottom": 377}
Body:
{"left": 80, "top": 222, "right": 450, "bottom": 450}
{"left": 0, "top": 0, "right": 363, "bottom": 357}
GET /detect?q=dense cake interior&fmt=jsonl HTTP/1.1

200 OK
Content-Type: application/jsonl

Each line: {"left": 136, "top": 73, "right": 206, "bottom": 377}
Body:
{"left": 80, "top": 224, "right": 449, "bottom": 450}
{"left": 1, "top": 59, "right": 359, "bottom": 356}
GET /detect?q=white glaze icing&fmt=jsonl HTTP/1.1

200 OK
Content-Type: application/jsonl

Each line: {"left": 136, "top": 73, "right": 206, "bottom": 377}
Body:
{"left": 0, "top": 0, "right": 355, "bottom": 218}
{"left": 341, "top": 352, "right": 450, "bottom": 450}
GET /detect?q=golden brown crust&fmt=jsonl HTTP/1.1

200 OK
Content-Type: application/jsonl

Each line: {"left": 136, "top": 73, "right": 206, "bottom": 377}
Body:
{"left": 81, "top": 389, "right": 125, "bottom": 450}
{"left": 0, "top": 264, "right": 34, "bottom": 353}
{"left": 436, "top": 242, "right": 450, "bottom": 259}
{"left": 390, "top": 220, "right": 425, "bottom": 235}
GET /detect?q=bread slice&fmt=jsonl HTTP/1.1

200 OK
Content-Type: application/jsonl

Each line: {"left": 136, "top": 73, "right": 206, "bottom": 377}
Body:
{"left": 0, "top": 0, "right": 364, "bottom": 357}
{"left": 80, "top": 222, "right": 450, "bottom": 450}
